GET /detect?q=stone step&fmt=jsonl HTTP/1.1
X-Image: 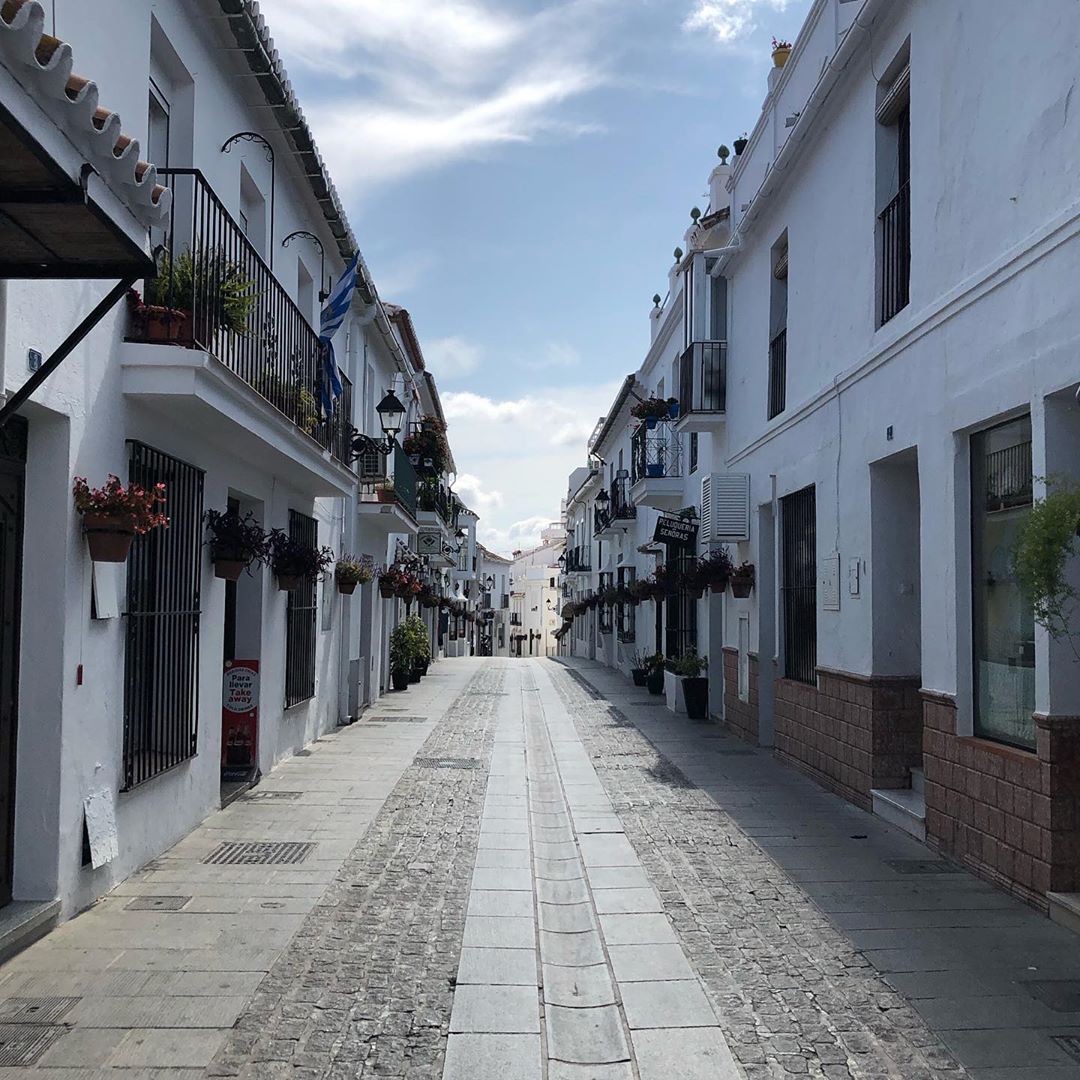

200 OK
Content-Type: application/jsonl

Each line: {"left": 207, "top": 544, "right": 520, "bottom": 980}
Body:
{"left": 871, "top": 786, "right": 926, "bottom": 841}
{"left": 0, "top": 898, "right": 61, "bottom": 964}
{"left": 1048, "top": 892, "right": 1080, "bottom": 937}
{"left": 910, "top": 765, "right": 925, "bottom": 796}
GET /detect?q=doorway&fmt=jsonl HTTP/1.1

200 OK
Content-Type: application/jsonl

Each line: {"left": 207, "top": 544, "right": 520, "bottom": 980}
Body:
{"left": 0, "top": 417, "right": 26, "bottom": 906}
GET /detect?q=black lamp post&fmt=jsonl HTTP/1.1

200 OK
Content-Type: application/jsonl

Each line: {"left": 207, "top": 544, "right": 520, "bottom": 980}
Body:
{"left": 221, "top": 131, "right": 275, "bottom": 268}
{"left": 349, "top": 388, "right": 407, "bottom": 461}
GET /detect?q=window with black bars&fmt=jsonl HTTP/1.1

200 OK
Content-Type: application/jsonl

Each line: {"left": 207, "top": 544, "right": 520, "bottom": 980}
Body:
{"left": 877, "top": 57, "right": 911, "bottom": 327}
{"left": 285, "top": 509, "right": 318, "bottom": 708}
{"left": 689, "top": 432, "right": 698, "bottom": 473}
{"left": 123, "top": 443, "right": 204, "bottom": 790}
{"left": 782, "top": 486, "right": 817, "bottom": 683}
{"left": 664, "top": 547, "right": 698, "bottom": 660}
{"left": 768, "top": 240, "right": 788, "bottom": 420}
{"left": 617, "top": 566, "right": 636, "bottom": 642}
{"left": 598, "top": 572, "right": 613, "bottom": 634}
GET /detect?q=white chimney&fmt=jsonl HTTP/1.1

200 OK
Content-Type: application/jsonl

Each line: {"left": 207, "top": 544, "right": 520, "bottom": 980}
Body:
{"left": 709, "top": 164, "right": 731, "bottom": 213}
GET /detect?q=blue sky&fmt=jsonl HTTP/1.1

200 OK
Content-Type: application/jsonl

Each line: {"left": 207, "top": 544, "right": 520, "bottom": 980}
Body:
{"left": 260, "top": 0, "right": 812, "bottom": 554}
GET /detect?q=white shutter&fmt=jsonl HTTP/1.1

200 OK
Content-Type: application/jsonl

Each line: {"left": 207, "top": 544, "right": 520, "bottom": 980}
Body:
{"left": 701, "top": 473, "right": 750, "bottom": 542}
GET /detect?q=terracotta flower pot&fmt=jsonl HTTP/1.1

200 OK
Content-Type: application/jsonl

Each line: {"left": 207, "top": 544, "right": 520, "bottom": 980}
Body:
{"left": 214, "top": 558, "right": 246, "bottom": 582}
{"left": 132, "top": 304, "right": 193, "bottom": 345}
{"left": 277, "top": 574, "right": 301, "bottom": 591}
{"left": 772, "top": 45, "right": 791, "bottom": 69}
{"left": 709, "top": 580, "right": 728, "bottom": 594}
{"left": 379, "top": 581, "right": 396, "bottom": 598}
{"left": 376, "top": 489, "right": 396, "bottom": 504}
{"left": 337, "top": 579, "right": 358, "bottom": 595}
{"left": 731, "top": 576, "right": 754, "bottom": 598}
{"left": 83, "top": 513, "right": 135, "bottom": 563}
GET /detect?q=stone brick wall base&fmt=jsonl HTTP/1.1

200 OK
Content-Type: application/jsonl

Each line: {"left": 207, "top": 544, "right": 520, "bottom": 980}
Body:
{"left": 773, "top": 669, "right": 923, "bottom": 811}
{"left": 722, "top": 647, "right": 758, "bottom": 745}
{"left": 924, "top": 693, "right": 1080, "bottom": 908}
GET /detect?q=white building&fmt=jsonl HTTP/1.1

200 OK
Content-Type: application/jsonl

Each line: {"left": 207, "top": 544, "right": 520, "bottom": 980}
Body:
{"left": 510, "top": 532, "right": 564, "bottom": 657}
{"left": 0, "top": 0, "right": 477, "bottom": 935}
{"left": 477, "top": 545, "right": 512, "bottom": 657}
{"left": 559, "top": 0, "right": 1080, "bottom": 915}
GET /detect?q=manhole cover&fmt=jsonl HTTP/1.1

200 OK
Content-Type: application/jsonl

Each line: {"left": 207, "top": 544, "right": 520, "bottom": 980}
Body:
{"left": 884, "top": 859, "right": 956, "bottom": 875}
{"left": 1052, "top": 1035, "right": 1080, "bottom": 1062}
{"left": 1025, "top": 981, "right": 1080, "bottom": 1013}
{"left": 203, "top": 841, "right": 314, "bottom": 866}
{"left": 124, "top": 895, "right": 191, "bottom": 911}
{"left": 413, "top": 757, "right": 480, "bottom": 770}
{"left": 0, "top": 998, "right": 79, "bottom": 1025}
{"left": 244, "top": 790, "right": 303, "bottom": 802}
{"left": 0, "top": 1024, "right": 67, "bottom": 1066}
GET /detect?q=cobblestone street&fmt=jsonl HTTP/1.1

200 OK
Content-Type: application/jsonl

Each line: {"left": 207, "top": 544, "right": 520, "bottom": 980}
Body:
{"left": 2, "top": 657, "right": 1079, "bottom": 1078}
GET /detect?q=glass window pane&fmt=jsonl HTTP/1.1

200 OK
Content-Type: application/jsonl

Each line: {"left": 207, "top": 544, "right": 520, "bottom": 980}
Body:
{"left": 971, "top": 416, "right": 1035, "bottom": 748}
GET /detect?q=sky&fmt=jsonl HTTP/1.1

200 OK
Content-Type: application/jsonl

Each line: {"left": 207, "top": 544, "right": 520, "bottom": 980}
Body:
{"left": 258, "top": 0, "right": 813, "bottom": 556}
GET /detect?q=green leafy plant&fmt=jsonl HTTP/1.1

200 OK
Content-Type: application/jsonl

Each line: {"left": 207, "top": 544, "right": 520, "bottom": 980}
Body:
{"left": 147, "top": 248, "right": 257, "bottom": 336}
{"left": 630, "top": 397, "right": 676, "bottom": 421}
{"left": 204, "top": 508, "right": 267, "bottom": 566}
{"left": 644, "top": 652, "right": 666, "bottom": 673}
{"left": 673, "top": 653, "right": 706, "bottom": 678}
{"left": 404, "top": 613, "right": 432, "bottom": 663}
{"left": 389, "top": 622, "right": 414, "bottom": 676}
{"left": 266, "top": 530, "right": 334, "bottom": 582}
{"left": 1013, "top": 481, "right": 1080, "bottom": 646}
{"left": 335, "top": 554, "right": 375, "bottom": 587}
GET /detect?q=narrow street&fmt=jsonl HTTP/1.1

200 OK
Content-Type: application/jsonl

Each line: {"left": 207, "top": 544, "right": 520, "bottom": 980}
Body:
{"left": 1, "top": 657, "right": 1078, "bottom": 1079}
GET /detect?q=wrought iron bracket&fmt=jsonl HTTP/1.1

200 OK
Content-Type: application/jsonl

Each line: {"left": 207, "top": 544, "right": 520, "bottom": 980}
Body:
{"left": 348, "top": 429, "right": 395, "bottom": 462}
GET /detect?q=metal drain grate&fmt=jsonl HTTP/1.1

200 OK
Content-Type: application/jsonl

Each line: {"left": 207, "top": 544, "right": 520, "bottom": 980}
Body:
{"left": 884, "top": 859, "right": 956, "bottom": 875}
{"left": 370, "top": 715, "right": 426, "bottom": 723}
{"left": 203, "top": 841, "right": 315, "bottom": 866}
{"left": 714, "top": 749, "right": 756, "bottom": 755}
{"left": 1052, "top": 1035, "right": 1080, "bottom": 1062}
{"left": 244, "top": 790, "right": 303, "bottom": 802}
{"left": 0, "top": 1024, "right": 67, "bottom": 1066}
{"left": 294, "top": 749, "right": 313, "bottom": 757}
{"left": 124, "top": 895, "right": 191, "bottom": 911}
{"left": 0, "top": 998, "right": 79, "bottom": 1025}
{"left": 413, "top": 756, "right": 481, "bottom": 770}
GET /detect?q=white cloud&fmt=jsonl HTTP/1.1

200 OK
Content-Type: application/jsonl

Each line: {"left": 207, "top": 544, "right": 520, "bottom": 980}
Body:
{"left": 258, "top": 0, "right": 609, "bottom": 188}
{"left": 425, "top": 336, "right": 483, "bottom": 380}
{"left": 443, "top": 380, "right": 621, "bottom": 557}
{"left": 683, "top": 0, "right": 791, "bottom": 44}
{"left": 532, "top": 343, "right": 582, "bottom": 370}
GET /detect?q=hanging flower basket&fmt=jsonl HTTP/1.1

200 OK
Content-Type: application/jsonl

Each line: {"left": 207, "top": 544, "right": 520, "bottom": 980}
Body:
{"left": 730, "top": 563, "right": 755, "bottom": 598}
{"left": 277, "top": 574, "right": 302, "bottom": 592}
{"left": 83, "top": 514, "right": 137, "bottom": 563}
{"left": 338, "top": 579, "right": 358, "bottom": 595}
{"left": 336, "top": 554, "right": 374, "bottom": 595}
{"left": 265, "top": 530, "right": 333, "bottom": 594}
{"left": 74, "top": 475, "right": 168, "bottom": 564}
{"left": 213, "top": 555, "right": 247, "bottom": 582}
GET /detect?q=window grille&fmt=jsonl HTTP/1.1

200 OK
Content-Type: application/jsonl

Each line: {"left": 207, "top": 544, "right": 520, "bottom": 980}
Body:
{"left": 285, "top": 509, "right": 318, "bottom": 708}
{"left": 782, "top": 486, "right": 817, "bottom": 683}
{"left": 617, "top": 566, "right": 636, "bottom": 643}
{"left": 123, "top": 443, "right": 204, "bottom": 789}
{"left": 665, "top": 547, "right": 698, "bottom": 660}
{"left": 768, "top": 328, "right": 787, "bottom": 420}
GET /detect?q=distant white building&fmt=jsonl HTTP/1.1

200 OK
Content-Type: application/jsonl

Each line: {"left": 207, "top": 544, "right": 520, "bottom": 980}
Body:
{"left": 510, "top": 533, "right": 564, "bottom": 657}
{"left": 558, "top": 0, "right": 1080, "bottom": 915}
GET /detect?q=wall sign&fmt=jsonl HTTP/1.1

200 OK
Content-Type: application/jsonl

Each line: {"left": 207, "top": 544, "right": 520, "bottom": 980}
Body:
{"left": 222, "top": 659, "right": 259, "bottom": 779}
{"left": 653, "top": 515, "right": 698, "bottom": 547}
{"left": 417, "top": 530, "right": 442, "bottom": 558}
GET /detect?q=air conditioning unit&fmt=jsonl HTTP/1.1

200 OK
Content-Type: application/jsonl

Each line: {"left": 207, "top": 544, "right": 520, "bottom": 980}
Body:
{"left": 700, "top": 473, "right": 750, "bottom": 542}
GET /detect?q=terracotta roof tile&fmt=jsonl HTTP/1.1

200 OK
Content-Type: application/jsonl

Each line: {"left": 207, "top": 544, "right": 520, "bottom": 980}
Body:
{"left": 0, "top": 0, "right": 170, "bottom": 225}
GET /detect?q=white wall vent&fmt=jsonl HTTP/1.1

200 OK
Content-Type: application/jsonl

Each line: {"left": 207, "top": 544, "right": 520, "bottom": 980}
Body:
{"left": 701, "top": 473, "right": 750, "bottom": 542}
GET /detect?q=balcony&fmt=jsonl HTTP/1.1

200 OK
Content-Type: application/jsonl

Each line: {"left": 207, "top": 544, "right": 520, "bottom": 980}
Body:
{"left": 417, "top": 479, "right": 458, "bottom": 533}
{"left": 675, "top": 341, "right": 726, "bottom": 433}
{"left": 630, "top": 425, "right": 685, "bottom": 511}
{"left": 356, "top": 444, "right": 419, "bottom": 537}
{"left": 120, "top": 168, "right": 354, "bottom": 494}
{"left": 565, "top": 547, "right": 592, "bottom": 574}
{"left": 595, "top": 476, "right": 636, "bottom": 536}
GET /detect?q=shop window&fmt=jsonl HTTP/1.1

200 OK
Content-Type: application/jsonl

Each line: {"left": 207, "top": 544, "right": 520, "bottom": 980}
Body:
{"left": 971, "top": 416, "right": 1035, "bottom": 749}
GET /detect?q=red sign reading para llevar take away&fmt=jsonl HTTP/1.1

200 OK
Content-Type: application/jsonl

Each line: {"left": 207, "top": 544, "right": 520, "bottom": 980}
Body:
{"left": 222, "top": 659, "right": 258, "bottom": 776}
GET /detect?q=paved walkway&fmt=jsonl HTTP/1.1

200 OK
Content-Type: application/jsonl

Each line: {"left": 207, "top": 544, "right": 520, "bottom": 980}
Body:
{"left": 0, "top": 656, "right": 1077, "bottom": 1079}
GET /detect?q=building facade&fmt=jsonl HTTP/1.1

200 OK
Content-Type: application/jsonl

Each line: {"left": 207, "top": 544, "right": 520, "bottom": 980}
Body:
{"left": 0, "top": 0, "right": 479, "bottom": 932}
{"left": 559, "top": 0, "right": 1080, "bottom": 915}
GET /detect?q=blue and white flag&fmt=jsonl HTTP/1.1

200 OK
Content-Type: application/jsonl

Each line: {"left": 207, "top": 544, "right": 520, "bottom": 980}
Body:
{"left": 317, "top": 254, "right": 360, "bottom": 419}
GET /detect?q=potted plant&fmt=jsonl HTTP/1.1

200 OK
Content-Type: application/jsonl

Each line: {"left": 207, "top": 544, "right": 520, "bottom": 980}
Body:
{"left": 376, "top": 478, "right": 396, "bottom": 504}
{"left": 645, "top": 653, "right": 666, "bottom": 696}
{"left": 771, "top": 37, "right": 792, "bottom": 69}
{"left": 682, "top": 562, "right": 709, "bottom": 600}
{"left": 73, "top": 474, "right": 168, "bottom": 563}
{"left": 628, "top": 579, "right": 653, "bottom": 605}
{"left": 134, "top": 248, "right": 258, "bottom": 344}
{"left": 674, "top": 653, "right": 709, "bottom": 719}
{"left": 402, "top": 416, "right": 450, "bottom": 475}
{"left": 204, "top": 508, "right": 267, "bottom": 581}
{"left": 389, "top": 622, "right": 413, "bottom": 691}
{"left": 630, "top": 652, "right": 650, "bottom": 688}
{"left": 335, "top": 554, "right": 374, "bottom": 595}
{"left": 698, "top": 548, "right": 735, "bottom": 594}
{"left": 731, "top": 562, "right": 756, "bottom": 598}
{"left": 406, "top": 613, "right": 432, "bottom": 678}
{"left": 266, "top": 530, "right": 333, "bottom": 591}
{"left": 631, "top": 397, "right": 675, "bottom": 430}
{"left": 733, "top": 132, "right": 749, "bottom": 156}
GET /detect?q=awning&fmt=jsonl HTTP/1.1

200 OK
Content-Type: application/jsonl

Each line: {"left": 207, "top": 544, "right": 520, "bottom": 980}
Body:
{"left": 0, "top": 0, "right": 170, "bottom": 278}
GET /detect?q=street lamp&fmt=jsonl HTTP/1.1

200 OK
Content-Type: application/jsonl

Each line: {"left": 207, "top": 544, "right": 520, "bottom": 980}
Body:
{"left": 349, "top": 388, "right": 407, "bottom": 461}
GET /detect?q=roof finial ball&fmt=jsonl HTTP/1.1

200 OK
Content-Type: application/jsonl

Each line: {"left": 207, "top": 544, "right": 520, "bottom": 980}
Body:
{"left": 652, "top": 294, "right": 662, "bottom": 308}
{"left": 690, "top": 207, "right": 701, "bottom": 223}
{"left": 673, "top": 247, "right": 683, "bottom": 262}
{"left": 718, "top": 144, "right": 730, "bottom": 165}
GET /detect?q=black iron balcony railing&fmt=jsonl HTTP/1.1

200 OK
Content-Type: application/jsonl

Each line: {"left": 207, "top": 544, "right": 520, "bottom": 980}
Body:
{"left": 147, "top": 169, "right": 352, "bottom": 463}
{"left": 565, "top": 547, "right": 592, "bottom": 573}
{"left": 418, "top": 479, "right": 454, "bottom": 525}
{"left": 595, "top": 476, "right": 637, "bottom": 532}
{"left": 767, "top": 327, "right": 787, "bottom": 420}
{"left": 631, "top": 426, "right": 684, "bottom": 483}
{"left": 879, "top": 181, "right": 910, "bottom": 326}
{"left": 510, "top": 613, "right": 522, "bottom": 626}
{"left": 679, "top": 340, "right": 727, "bottom": 417}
